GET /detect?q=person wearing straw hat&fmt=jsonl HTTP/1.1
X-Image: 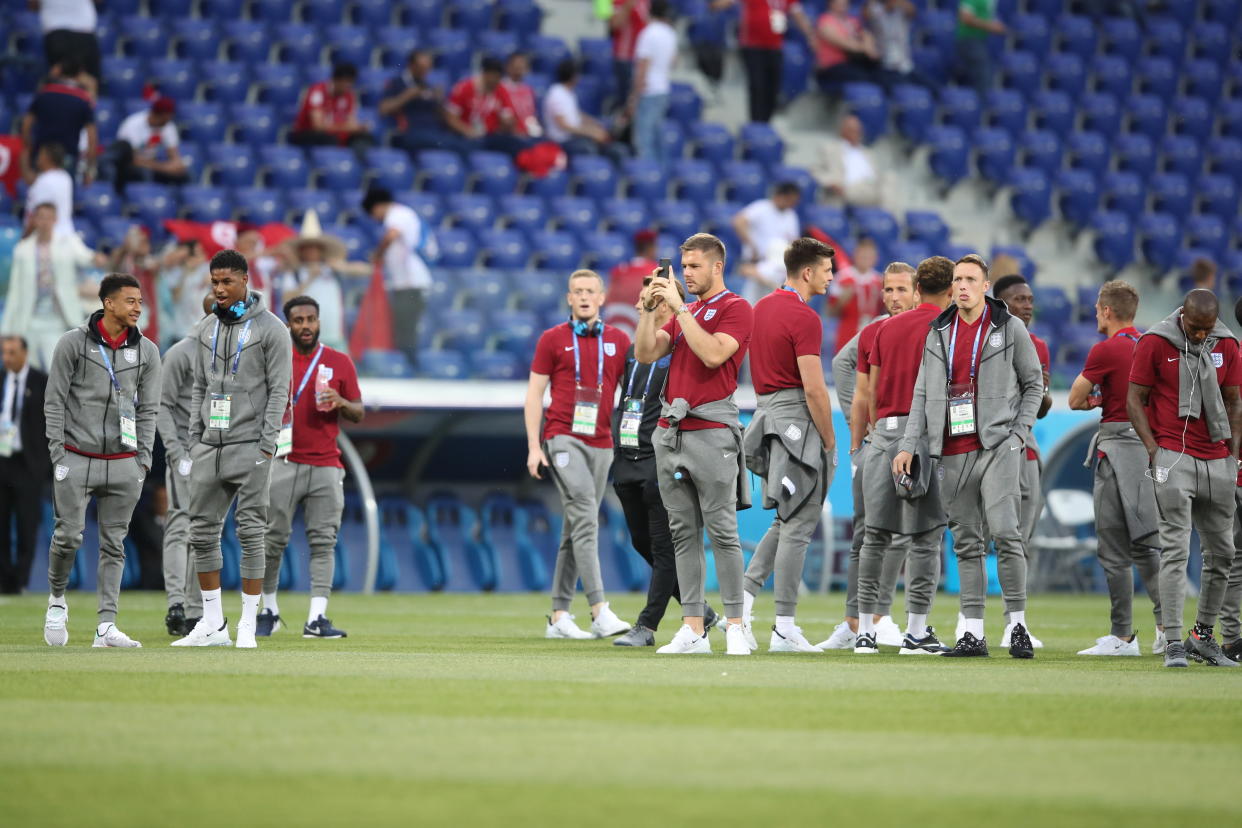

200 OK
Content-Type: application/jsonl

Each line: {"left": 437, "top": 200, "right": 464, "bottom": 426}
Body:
{"left": 274, "top": 211, "right": 349, "bottom": 350}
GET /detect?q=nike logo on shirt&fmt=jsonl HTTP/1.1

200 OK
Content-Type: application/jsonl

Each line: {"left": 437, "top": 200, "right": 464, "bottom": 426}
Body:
{"left": 723, "top": 452, "right": 735, "bottom": 459}
{"left": 1167, "top": 357, "right": 1179, "bottom": 362}
{"left": 564, "top": 346, "right": 574, "bottom": 351}
{"left": 256, "top": 459, "right": 267, "bottom": 465}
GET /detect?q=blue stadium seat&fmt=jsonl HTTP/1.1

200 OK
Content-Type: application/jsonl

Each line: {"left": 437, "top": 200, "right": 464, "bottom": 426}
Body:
{"left": 259, "top": 146, "right": 310, "bottom": 189}
{"left": 435, "top": 228, "right": 476, "bottom": 267}
{"left": 327, "top": 24, "right": 373, "bottom": 68}
{"left": 470, "top": 350, "right": 522, "bottom": 380}
{"left": 251, "top": 64, "right": 302, "bottom": 107}
{"left": 891, "top": 83, "right": 934, "bottom": 143}
{"left": 720, "top": 160, "right": 766, "bottom": 204}
{"left": 444, "top": 193, "right": 496, "bottom": 233}
{"left": 204, "top": 0, "right": 248, "bottom": 17}
{"left": 1009, "top": 13, "right": 1051, "bottom": 57}
{"left": 843, "top": 82, "right": 887, "bottom": 140}
{"left": 548, "top": 196, "right": 598, "bottom": 235}
{"left": 1196, "top": 173, "right": 1239, "bottom": 219}
{"left": 781, "top": 40, "right": 812, "bottom": 101}
{"left": 687, "top": 122, "right": 734, "bottom": 166}
{"left": 974, "top": 127, "right": 1015, "bottom": 183}
{"left": 147, "top": 58, "right": 197, "bottom": 102}
{"left": 435, "top": 308, "right": 486, "bottom": 349}
{"left": 250, "top": 0, "right": 297, "bottom": 23}
{"left": 668, "top": 83, "right": 703, "bottom": 126}
{"left": 1054, "top": 169, "right": 1099, "bottom": 227}
{"left": 125, "top": 183, "right": 178, "bottom": 226}
{"left": 1124, "top": 93, "right": 1166, "bottom": 141}
{"left": 651, "top": 200, "right": 701, "bottom": 242}
{"left": 599, "top": 198, "right": 649, "bottom": 236}
{"left": 1031, "top": 286, "right": 1072, "bottom": 329}
{"left": 447, "top": 0, "right": 494, "bottom": 31}
{"left": 1220, "top": 99, "right": 1242, "bottom": 139}
{"left": 234, "top": 187, "right": 286, "bottom": 224}
{"left": 905, "top": 210, "right": 949, "bottom": 249}
{"left": 1114, "top": 133, "right": 1156, "bottom": 178}
{"left": 1101, "top": 171, "right": 1145, "bottom": 218}
{"left": 1183, "top": 59, "right": 1223, "bottom": 103}
{"left": 1207, "top": 137, "right": 1242, "bottom": 186}
{"left": 481, "top": 230, "right": 531, "bottom": 269}
{"left": 180, "top": 186, "right": 230, "bottom": 222}
{"left": 529, "top": 230, "right": 582, "bottom": 270}
{"left": 222, "top": 21, "right": 270, "bottom": 64}
{"left": 496, "top": 0, "right": 543, "bottom": 38}
{"left": 1054, "top": 14, "right": 1096, "bottom": 62}
{"left": 738, "top": 122, "right": 784, "bottom": 166}
{"left": 569, "top": 155, "right": 618, "bottom": 200}
{"left": 416, "top": 150, "right": 466, "bottom": 194}
{"left": 913, "top": 9, "right": 957, "bottom": 56}
{"left": 1171, "top": 96, "right": 1213, "bottom": 138}
{"left": 1046, "top": 52, "right": 1087, "bottom": 100}
{"left": 886, "top": 241, "right": 931, "bottom": 269}
{"left": 1160, "top": 134, "right": 1203, "bottom": 179}
{"left": 1079, "top": 91, "right": 1122, "bottom": 138}
{"left": 620, "top": 159, "right": 664, "bottom": 201}
{"left": 1149, "top": 172, "right": 1193, "bottom": 217}
{"left": 93, "top": 98, "right": 120, "bottom": 142}
{"left": 1003, "top": 53, "right": 1043, "bottom": 97}
{"left": 577, "top": 36, "right": 614, "bottom": 80}
{"left": 522, "top": 168, "right": 569, "bottom": 199}
{"left": 77, "top": 183, "right": 121, "bottom": 222}
{"left": 398, "top": 0, "right": 444, "bottom": 29}
{"left": 480, "top": 492, "right": 547, "bottom": 591}
{"left": 926, "top": 125, "right": 969, "bottom": 183}
{"left": 938, "top": 85, "right": 981, "bottom": 133}
{"left": 1100, "top": 16, "right": 1141, "bottom": 63}
{"left": 476, "top": 30, "right": 520, "bottom": 62}
{"left": 1031, "top": 90, "right": 1074, "bottom": 136}
{"left": 102, "top": 58, "right": 145, "bottom": 101}
{"left": 1065, "top": 131, "right": 1108, "bottom": 172}
{"left": 119, "top": 15, "right": 165, "bottom": 59}
{"left": 1185, "top": 213, "right": 1228, "bottom": 259}
{"left": 1019, "top": 129, "right": 1062, "bottom": 176}
{"left": 487, "top": 308, "right": 538, "bottom": 349}
{"left": 274, "top": 23, "right": 320, "bottom": 64}
{"left": 311, "top": 147, "right": 363, "bottom": 190}
{"left": 582, "top": 231, "right": 629, "bottom": 272}
{"left": 1010, "top": 166, "right": 1051, "bottom": 227}
{"left": 365, "top": 148, "right": 415, "bottom": 191}
{"left": 420, "top": 349, "right": 470, "bottom": 380}
{"left": 303, "top": 0, "right": 348, "bottom": 26}
{"left": 1190, "top": 21, "right": 1231, "bottom": 63}
{"left": 1204, "top": 0, "right": 1241, "bottom": 26}
{"left": 1089, "top": 54, "right": 1132, "bottom": 100}
{"left": 1137, "top": 57, "right": 1178, "bottom": 101}
{"left": 207, "top": 143, "right": 257, "bottom": 187}
{"left": 395, "top": 191, "right": 443, "bottom": 227}
{"left": 201, "top": 62, "right": 249, "bottom": 103}
{"left": 375, "top": 27, "right": 423, "bottom": 66}
{"left": 767, "top": 165, "right": 816, "bottom": 206}
{"left": 1091, "top": 210, "right": 1134, "bottom": 270}
{"left": 286, "top": 188, "right": 341, "bottom": 224}
{"left": 351, "top": 0, "right": 394, "bottom": 27}
{"left": 851, "top": 206, "right": 899, "bottom": 251}
{"left": 230, "top": 104, "right": 280, "bottom": 147}
{"left": 171, "top": 20, "right": 218, "bottom": 62}
{"left": 981, "top": 88, "right": 1025, "bottom": 136}
{"left": 1143, "top": 17, "right": 1186, "bottom": 65}
{"left": 525, "top": 34, "right": 572, "bottom": 77}
{"left": 495, "top": 194, "right": 544, "bottom": 233}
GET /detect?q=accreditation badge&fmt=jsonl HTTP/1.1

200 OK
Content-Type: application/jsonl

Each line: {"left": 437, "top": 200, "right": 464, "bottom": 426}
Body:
{"left": 209, "top": 394, "right": 232, "bottom": 430}
{"left": 619, "top": 397, "right": 643, "bottom": 447}
{"left": 947, "top": 382, "right": 977, "bottom": 436}
{"left": 572, "top": 385, "right": 602, "bottom": 436}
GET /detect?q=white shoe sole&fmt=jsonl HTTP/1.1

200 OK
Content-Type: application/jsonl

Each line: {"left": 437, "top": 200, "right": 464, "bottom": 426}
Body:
{"left": 853, "top": 646, "right": 879, "bottom": 654}
{"left": 44, "top": 629, "right": 68, "bottom": 646}
{"left": 171, "top": 636, "right": 232, "bottom": 647}
{"left": 92, "top": 639, "right": 141, "bottom": 648}
{"left": 656, "top": 644, "right": 712, "bottom": 654}
{"left": 899, "top": 646, "right": 942, "bottom": 655}
{"left": 1077, "top": 649, "right": 1140, "bottom": 656}
{"left": 591, "top": 623, "right": 631, "bottom": 638}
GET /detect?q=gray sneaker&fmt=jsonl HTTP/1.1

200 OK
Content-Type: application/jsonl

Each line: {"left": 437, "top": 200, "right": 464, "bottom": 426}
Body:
{"left": 613, "top": 624, "right": 656, "bottom": 647}
{"left": 1184, "top": 632, "right": 1239, "bottom": 667}
{"left": 1164, "top": 640, "right": 1189, "bottom": 668}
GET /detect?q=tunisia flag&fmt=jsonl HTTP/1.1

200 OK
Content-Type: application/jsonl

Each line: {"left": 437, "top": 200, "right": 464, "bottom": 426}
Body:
{"left": 348, "top": 260, "right": 394, "bottom": 359}
{"left": 0, "top": 136, "right": 23, "bottom": 197}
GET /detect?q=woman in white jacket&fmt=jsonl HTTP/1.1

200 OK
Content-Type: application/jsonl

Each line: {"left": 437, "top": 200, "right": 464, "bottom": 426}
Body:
{"left": 1, "top": 203, "right": 101, "bottom": 369}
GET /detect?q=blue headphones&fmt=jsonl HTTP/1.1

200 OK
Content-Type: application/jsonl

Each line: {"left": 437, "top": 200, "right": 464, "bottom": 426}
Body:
{"left": 570, "top": 318, "right": 603, "bottom": 337}
{"left": 214, "top": 294, "right": 254, "bottom": 321}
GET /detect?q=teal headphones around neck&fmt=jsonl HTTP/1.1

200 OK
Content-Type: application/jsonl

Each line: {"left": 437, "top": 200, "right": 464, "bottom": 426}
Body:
{"left": 570, "top": 318, "right": 602, "bottom": 337}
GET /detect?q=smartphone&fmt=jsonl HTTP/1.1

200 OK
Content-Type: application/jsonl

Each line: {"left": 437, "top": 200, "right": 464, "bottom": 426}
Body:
{"left": 657, "top": 257, "right": 671, "bottom": 280}
{"left": 897, "top": 473, "right": 913, "bottom": 492}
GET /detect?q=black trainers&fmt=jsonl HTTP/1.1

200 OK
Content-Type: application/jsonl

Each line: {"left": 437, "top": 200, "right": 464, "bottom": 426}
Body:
{"left": 1223, "top": 639, "right": 1242, "bottom": 662}
{"left": 853, "top": 632, "right": 879, "bottom": 654}
{"left": 165, "top": 603, "right": 186, "bottom": 636}
{"left": 613, "top": 624, "right": 656, "bottom": 647}
{"left": 1008, "top": 622, "right": 1035, "bottom": 659}
{"left": 899, "top": 627, "right": 950, "bottom": 655}
{"left": 255, "top": 608, "right": 282, "bottom": 637}
{"left": 942, "top": 632, "right": 989, "bottom": 657}
{"left": 1184, "top": 631, "right": 1239, "bottom": 667}
{"left": 303, "top": 615, "right": 347, "bottom": 638}
{"left": 1164, "top": 640, "right": 1189, "bottom": 668}
{"left": 704, "top": 605, "right": 721, "bottom": 632}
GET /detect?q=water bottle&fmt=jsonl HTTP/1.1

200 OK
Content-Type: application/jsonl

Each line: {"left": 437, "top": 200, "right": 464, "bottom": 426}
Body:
{"left": 1087, "top": 384, "right": 1103, "bottom": 408}
{"left": 315, "top": 365, "right": 333, "bottom": 412}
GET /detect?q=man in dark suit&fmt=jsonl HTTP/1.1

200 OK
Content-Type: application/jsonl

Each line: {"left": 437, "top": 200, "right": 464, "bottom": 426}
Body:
{"left": 0, "top": 336, "right": 51, "bottom": 594}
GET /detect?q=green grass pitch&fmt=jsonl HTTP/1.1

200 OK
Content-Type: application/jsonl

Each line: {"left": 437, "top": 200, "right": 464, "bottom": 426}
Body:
{"left": 2, "top": 591, "right": 1239, "bottom": 827}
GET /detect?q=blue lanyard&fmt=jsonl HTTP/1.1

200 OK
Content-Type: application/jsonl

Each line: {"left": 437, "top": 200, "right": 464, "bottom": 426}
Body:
{"left": 572, "top": 324, "right": 605, "bottom": 390}
{"left": 1118, "top": 331, "right": 1139, "bottom": 343}
{"left": 948, "top": 307, "right": 989, "bottom": 383}
{"left": 291, "top": 344, "right": 325, "bottom": 407}
{"left": 211, "top": 319, "right": 253, "bottom": 377}
{"left": 779, "top": 285, "right": 805, "bottom": 303}
{"left": 97, "top": 341, "right": 124, "bottom": 394}
{"left": 625, "top": 357, "right": 657, "bottom": 400}
{"left": 674, "top": 290, "right": 731, "bottom": 345}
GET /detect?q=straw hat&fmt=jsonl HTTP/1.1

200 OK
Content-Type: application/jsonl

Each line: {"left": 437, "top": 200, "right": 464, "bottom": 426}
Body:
{"left": 279, "top": 210, "right": 347, "bottom": 262}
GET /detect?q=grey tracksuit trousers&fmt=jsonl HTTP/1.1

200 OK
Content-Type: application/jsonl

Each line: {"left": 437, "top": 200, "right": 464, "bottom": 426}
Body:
{"left": 545, "top": 434, "right": 611, "bottom": 611}
{"left": 189, "top": 442, "right": 273, "bottom": 580}
{"left": 1093, "top": 455, "right": 1161, "bottom": 638}
{"left": 263, "top": 459, "right": 346, "bottom": 598}
{"left": 654, "top": 425, "right": 745, "bottom": 619}
{"left": 845, "top": 442, "right": 906, "bottom": 618}
{"left": 163, "top": 464, "right": 202, "bottom": 614}
{"left": 1019, "top": 454, "right": 1042, "bottom": 547}
{"left": 744, "top": 467, "right": 826, "bottom": 617}
{"left": 1219, "top": 487, "right": 1242, "bottom": 645}
{"left": 1152, "top": 448, "right": 1237, "bottom": 640}
{"left": 47, "top": 453, "right": 145, "bottom": 622}
{"left": 939, "top": 439, "right": 1028, "bottom": 619}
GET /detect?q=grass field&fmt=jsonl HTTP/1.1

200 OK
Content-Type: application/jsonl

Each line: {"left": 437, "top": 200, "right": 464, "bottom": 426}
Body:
{"left": 2, "top": 590, "right": 1239, "bottom": 827}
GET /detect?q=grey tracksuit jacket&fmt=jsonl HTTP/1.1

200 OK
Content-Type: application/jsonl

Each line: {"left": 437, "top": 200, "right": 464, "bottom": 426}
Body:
{"left": 900, "top": 296, "right": 1044, "bottom": 458}
{"left": 157, "top": 333, "right": 196, "bottom": 467}
{"left": 45, "top": 309, "right": 161, "bottom": 469}
{"left": 188, "top": 294, "right": 291, "bottom": 455}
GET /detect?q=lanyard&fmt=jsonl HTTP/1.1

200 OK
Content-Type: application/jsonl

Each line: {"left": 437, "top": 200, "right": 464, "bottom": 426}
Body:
{"left": 211, "top": 319, "right": 253, "bottom": 377}
{"left": 97, "top": 341, "right": 124, "bottom": 394}
{"left": 291, "top": 344, "right": 325, "bottom": 407}
{"left": 948, "top": 307, "right": 989, "bottom": 383}
{"left": 572, "top": 324, "right": 605, "bottom": 391}
{"left": 625, "top": 357, "right": 657, "bottom": 399}
{"left": 673, "top": 290, "right": 731, "bottom": 345}
{"left": 1118, "top": 331, "right": 1139, "bottom": 343}
{"left": 779, "top": 285, "right": 805, "bottom": 303}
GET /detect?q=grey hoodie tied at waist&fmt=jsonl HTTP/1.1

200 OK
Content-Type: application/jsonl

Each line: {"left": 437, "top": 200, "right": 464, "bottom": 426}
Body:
{"left": 743, "top": 388, "right": 830, "bottom": 519}
{"left": 659, "top": 395, "right": 751, "bottom": 510}
{"left": 1142, "top": 309, "right": 1237, "bottom": 444}
{"left": 1084, "top": 420, "right": 1160, "bottom": 546}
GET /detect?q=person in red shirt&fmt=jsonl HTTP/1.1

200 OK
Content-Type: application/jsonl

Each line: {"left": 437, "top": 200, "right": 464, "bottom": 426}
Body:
{"left": 740, "top": 237, "right": 836, "bottom": 653}
{"left": 609, "top": 0, "right": 650, "bottom": 112}
{"left": 604, "top": 228, "right": 659, "bottom": 337}
{"left": 257, "top": 296, "right": 363, "bottom": 640}
{"left": 447, "top": 57, "right": 534, "bottom": 156}
{"left": 635, "top": 233, "right": 754, "bottom": 655}
{"left": 828, "top": 236, "right": 883, "bottom": 352}
{"left": 499, "top": 52, "right": 542, "bottom": 139}
{"left": 291, "top": 62, "right": 373, "bottom": 154}
{"left": 714, "top": 0, "right": 815, "bottom": 122}
{"left": 525, "top": 269, "right": 632, "bottom": 640}
{"left": 1067, "top": 280, "right": 1162, "bottom": 657}
{"left": 1128, "top": 289, "right": 1242, "bottom": 668}
{"left": 850, "top": 261, "right": 917, "bottom": 455}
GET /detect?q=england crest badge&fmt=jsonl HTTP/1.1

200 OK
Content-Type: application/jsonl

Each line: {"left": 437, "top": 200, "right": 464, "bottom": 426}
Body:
{"left": 604, "top": 342, "right": 616, "bottom": 357}
{"left": 1213, "top": 352, "right": 1224, "bottom": 368}
{"left": 704, "top": 309, "right": 717, "bottom": 321}
{"left": 123, "top": 348, "right": 137, "bottom": 364}
{"left": 989, "top": 332, "right": 1003, "bottom": 348}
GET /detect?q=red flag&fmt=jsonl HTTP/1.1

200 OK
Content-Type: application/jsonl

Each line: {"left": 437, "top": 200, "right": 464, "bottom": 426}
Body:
{"left": 804, "top": 226, "right": 853, "bottom": 273}
{"left": 349, "top": 260, "right": 394, "bottom": 359}
{"left": 0, "top": 136, "right": 23, "bottom": 198}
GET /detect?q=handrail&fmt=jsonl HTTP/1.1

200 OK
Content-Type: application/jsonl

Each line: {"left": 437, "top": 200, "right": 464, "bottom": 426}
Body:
{"left": 337, "top": 432, "right": 380, "bottom": 595}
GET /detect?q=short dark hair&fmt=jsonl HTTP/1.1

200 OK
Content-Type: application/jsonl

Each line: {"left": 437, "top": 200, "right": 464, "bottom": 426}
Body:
{"left": 651, "top": 0, "right": 672, "bottom": 19}
{"left": 506, "top": 51, "right": 528, "bottom": 65}
{"left": 57, "top": 56, "right": 82, "bottom": 77}
{"left": 99, "top": 272, "right": 141, "bottom": 302}
{"left": 362, "top": 187, "right": 394, "bottom": 213}
{"left": 2, "top": 335, "right": 29, "bottom": 352}
{"left": 32, "top": 201, "right": 57, "bottom": 214}
{"left": 555, "top": 58, "right": 579, "bottom": 85}
{"left": 991, "top": 274, "right": 1028, "bottom": 301}
{"left": 39, "top": 141, "right": 66, "bottom": 167}
{"left": 283, "top": 295, "right": 320, "bottom": 319}
{"left": 784, "top": 237, "right": 834, "bottom": 277}
{"left": 209, "top": 249, "right": 248, "bottom": 275}
{"left": 332, "top": 62, "right": 358, "bottom": 81}
{"left": 481, "top": 56, "right": 503, "bottom": 74}
{"left": 915, "top": 256, "right": 954, "bottom": 296}
{"left": 680, "top": 232, "right": 726, "bottom": 266}
{"left": 406, "top": 48, "right": 433, "bottom": 64}
{"left": 955, "top": 253, "right": 990, "bottom": 278}
{"left": 773, "top": 180, "right": 801, "bottom": 198}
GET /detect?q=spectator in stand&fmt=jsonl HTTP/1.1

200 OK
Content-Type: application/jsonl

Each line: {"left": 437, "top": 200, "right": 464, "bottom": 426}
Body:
{"left": 235, "top": 228, "right": 280, "bottom": 306}
{"left": 955, "top": 0, "right": 1006, "bottom": 99}
{"left": 499, "top": 52, "right": 543, "bottom": 140}
{"left": 24, "top": 142, "right": 74, "bottom": 237}
{"left": 713, "top": 0, "right": 815, "bottom": 123}
{"left": 446, "top": 57, "right": 533, "bottom": 156}
{"left": 544, "top": 59, "right": 627, "bottom": 163}
{"left": 1191, "top": 257, "right": 1217, "bottom": 292}
{"left": 291, "top": 63, "right": 373, "bottom": 154}
{"left": 107, "top": 225, "right": 165, "bottom": 348}
{"left": 106, "top": 97, "right": 190, "bottom": 195}
{"left": 814, "top": 0, "right": 881, "bottom": 92}
{"left": 1, "top": 203, "right": 101, "bottom": 369}
{"left": 828, "top": 235, "right": 883, "bottom": 351}
{"left": 20, "top": 57, "right": 96, "bottom": 185}
{"left": 628, "top": 0, "right": 677, "bottom": 167}
{"left": 34, "top": 0, "right": 101, "bottom": 80}
{"left": 380, "top": 49, "right": 474, "bottom": 158}
{"left": 161, "top": 238, "right": 210, "bottom": 345}
{"left": 363, "top": 188, "right": 437, "bottom": 369}
{"left": 732, "top": 181, "right": 802, "bottom": 305}
{"left": 610, "top": 0, "right": 650, "bottom": 112}
{"left": 814, "top": 113, "right": 883, "bottom": 206}
{"left": 865, "top": 0, "right": 923, "bottom": 90}
{"left": 604, "top": 228, "right": 659, "bottom": 335}
{"left": 274, "top": 211, "right": 350, "bottom": 352}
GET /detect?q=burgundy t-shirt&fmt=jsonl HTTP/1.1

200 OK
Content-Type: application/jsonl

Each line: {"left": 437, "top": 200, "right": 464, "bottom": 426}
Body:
{"left": 531, "top": 322, "right": 630, "bottom": 448}
{"left": 872, "top": 303, "right": 940, "bottom": 419}
{"left": 941, "top": 309, "right": 989, "bottom": 457}
{"left": 749, "top": 287, "right": 822, "bottom": 394}
{"left": 659, "top": 290, "right": 753, "bottom": 431}
{"left": 1082, "top": 326, "right": 1142, "bottom": 424}
{"left": 854, "top": 315, "right": 886, "bottom": 378}
{"left": 1129, "top": 333, "right": 1242, "bottom": 460}
{"left": 1025, "top": 332, "right": 1051, "bottom": 461}
{"left": 288, "top": 345, "right": 361, "bottom": 468}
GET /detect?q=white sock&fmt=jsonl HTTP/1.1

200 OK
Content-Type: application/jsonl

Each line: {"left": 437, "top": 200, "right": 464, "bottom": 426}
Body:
{"left": 775, "top": 615, "right": 796, "bottom": 635}
{"left": 858, "top": 614, "right": 876, "bottom": 635}
{"left": 202, "top": 588, "right": 224, "bottom": 629}
{"left": 1009, "top": 610, "right": 1026, "bottom": 627}
{"left": 240, "top": 592, "right": 260, "bottom": 627}
{"left": 48, "top": 592, "right": 64, "bottom": 607}
{"left": 906, "top": 613, "right": 928, "bottom": 639}
{"left": 309, "top": 595, "right": 328, "bottom": 624}
{"left": 965, "top": 618, "right": 984, "bottom": 639}
{"left": 262, "top": 592, "right": 279, "bottom": 616}
{"left": 742, "top": 590, "right": 755, "bottom": 622}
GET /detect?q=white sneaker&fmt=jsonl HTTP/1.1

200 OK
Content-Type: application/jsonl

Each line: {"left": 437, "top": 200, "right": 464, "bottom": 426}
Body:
{"left": 742, "top": 620, "right": 758, "bottom": 651}
{"left": 815, "top": 621, "right": 857, "bottom": 650}
{"left": 1077, "top": 634, "right": 1140, "bottom": 656}
{"left": 544, "top": 614, "right": 592, "bottom": 640}
{"left": 1002, "top": 622, "right": 1044, "bottom": 649}
{"left": 874, "top": 615, "right": 904, "bottom": 647}
{"left": 92, "top": 623, "right": 141, "bottom": 648}
{"left": 725, "top": 622, "right": 751, "bottom": 655}
{"left": 657, "top": 624, "right": 712, "bottom": 654}
{"left": 171, "top": 618, "right": 233, "bottom": 647}
{"left": 769, "top": 625, "right": 823, "bottom": 653}
{"left": 589, "top": 603, "right": 631, "bottom": 638}
{"left": 44, "top": 603, "right": 68, "bottom": 646}
{"left": 1152, "top": 629, "right": 1168, "bottom": 655}
{"left": 955, "top": 612, "right": 966, "bottom": 643}
{"left": 235, "top": 619, "right": 257, "bottom": 649}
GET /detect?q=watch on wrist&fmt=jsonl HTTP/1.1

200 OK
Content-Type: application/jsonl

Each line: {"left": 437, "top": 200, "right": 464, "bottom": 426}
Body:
{"left": 675, "top": 305, "right": 690, "bottom": 315}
